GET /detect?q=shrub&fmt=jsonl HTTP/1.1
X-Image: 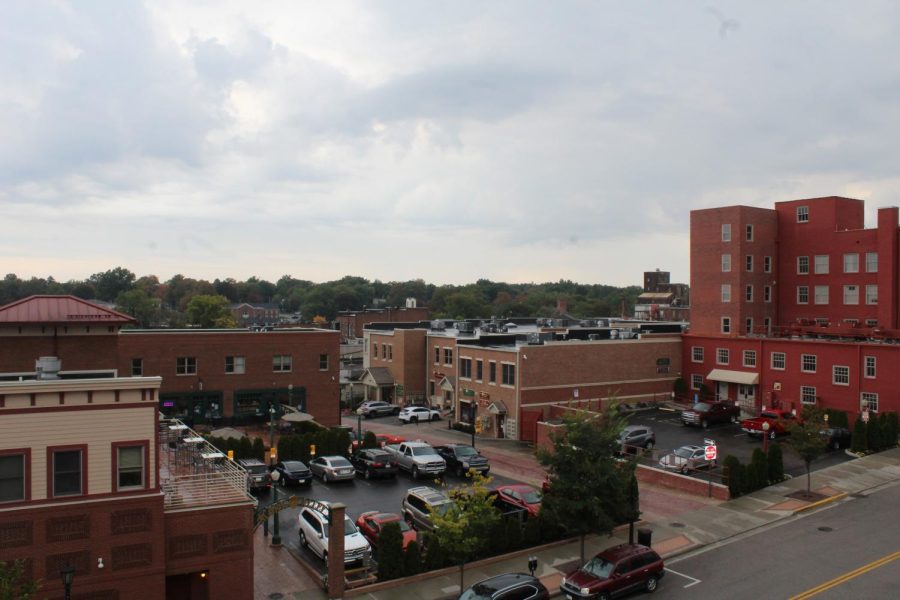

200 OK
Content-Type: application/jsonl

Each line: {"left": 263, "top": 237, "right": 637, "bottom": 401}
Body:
{"left": 537, "top": 512, "right": 562, "bottom": 544}
{"left": 523, "top": 517, "right": 541, "bottom": 547}
{"left": 423, "top": 533, "right": 446, "bottom": 570}
{"left": 866, "top": 415, "right": 881, "bottom": 451}
{"left": 741, "top": 463, "right": 757, "bottom": 494}
{"left": 767, "top": 443, "right": 784, "bottom": 483}
{"left": 724, "top": 455, "right": 743, "bottom": 498}
{"left": 851, "top": 418, "right": 867, "bottom": 453}
{"left": 484, "top": 517, "right": 507, "bottom": 556}
{"left": 886, "top": 412, "right": 899, "bottom": 448}
{"left": 252, "top": 437, "right": 266, "bottom": 461}
{"left": 503, "top": 517, "right": 523, "bottom": 553}
{"left": 363, "top": 431, "right": 378, "bottom": 449}
{"left": 402, "top": 541, "right": 423, "bottom": 576}
{"left": 825, "top": 409, "right": 849, "bottom": 429}
{"left": 750, "top": 448, "right": 769, "bottom": 488}
{"left": 375, "top": 522, "right": 404, "bottom": 581}
{"left": 238, "top": 436, "right": 252, "bottom": 459}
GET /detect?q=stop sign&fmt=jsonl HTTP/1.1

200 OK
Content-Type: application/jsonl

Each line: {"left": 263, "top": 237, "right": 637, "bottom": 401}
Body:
{"left": 705, "top": 445, "right": 717, "bottom": 461}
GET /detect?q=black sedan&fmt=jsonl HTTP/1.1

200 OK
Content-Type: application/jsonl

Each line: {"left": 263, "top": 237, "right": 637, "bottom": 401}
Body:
{"left": 272, "top": 460, "right": 312, "bottom": 487}
{"left": 821, "top": 427, "right": 852, "bottom": 450}
{"left": 349, "top": 449, "right": 399, "bottom": 480}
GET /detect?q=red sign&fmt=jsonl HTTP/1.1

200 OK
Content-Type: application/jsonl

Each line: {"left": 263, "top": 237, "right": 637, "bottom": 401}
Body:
{"left": 479, "top": 391, "right": 490, "bottom": 399}
{"left": 705, "top": 445, "right": 717, "bottom": 461}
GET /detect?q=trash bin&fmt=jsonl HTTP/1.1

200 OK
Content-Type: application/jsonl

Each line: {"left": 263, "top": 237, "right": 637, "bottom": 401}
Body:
{"left": 637, "top": 527, "right": 652, "bottom": 547}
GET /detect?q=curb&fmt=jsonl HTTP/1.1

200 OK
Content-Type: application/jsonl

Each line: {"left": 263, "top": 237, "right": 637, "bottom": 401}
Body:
{"left": 793, "top": 492, "right": 848, "bottom": 514}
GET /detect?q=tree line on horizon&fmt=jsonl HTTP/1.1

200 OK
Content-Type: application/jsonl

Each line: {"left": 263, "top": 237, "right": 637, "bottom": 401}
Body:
{"left": 0, "top": 269, "right": 642, "bottom": 328}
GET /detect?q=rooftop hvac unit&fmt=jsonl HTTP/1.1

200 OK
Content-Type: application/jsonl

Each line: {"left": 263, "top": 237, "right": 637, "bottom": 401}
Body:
{"left": 527, "top": 332, "right": 544, "bottom": 345}
{"left": 35, "top": 356, "right": 61, "bottom": 380}
{"left": 588, "top": 334, "right": 601, "bottom": 341}
{"left": 580, "top": 320, "right": 596, "bottom": 327}
{"left": 610, "top": 329, "right": 619, "bottom": 340}
{"left": 456, "top": 321, "right": 475, "bottom": 333}
{"left": 430, "top": 320, "right": 446, "bottom": 331}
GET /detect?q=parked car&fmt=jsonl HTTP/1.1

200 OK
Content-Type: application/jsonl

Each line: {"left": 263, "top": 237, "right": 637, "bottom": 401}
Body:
{"left": 489, "top": 484, "right": 543, "bottom": 518}
{"left": 398, "top": 405, "right": 442, "bottom": 423}
{"left": 383, "top": 441, "right": 447, "bottom": 479}
{"left": 309, "top": 455, "right": 356, "bottom": 483}
{"left": 272, "top": 460, "right": 312, "bottom": 487}
{"left": 355, "top": 511, "right": 417, "bottom": 549}
{"left": 377, "top": 433, "right": 406, "bottom": 446}
{"left": 350, "top": 448, "right": 399, "bottom": 479}
{"left": 237, "top": 458, "right": 271, "bottom": 493}
{"left": 560, "top": 543, "right": 664, "bottom": 599}
{"left": 658, "top": 445, "right": 716, "bottom": 474}
{"left": 741, "top": 409, "right": 800, "bottom": 439}
{"left": 357, "top": 400, "right": 401, "bottom": 418}
{"left": 297, "top": 503, "right": 371, "bottom": 565}
{"left": 459, "top": 573, "right": 550, "bottom": 600}
{"left": 402, "top": 486, "right": 453, "bottom": 531}
{"left": 617, "top": 425, "right": 656, "bottom": 454}
{"left": 681, "top": 401, "right": 741, "bottom": 428}
{"left": 821, "top": 427, "right": 852, "bottom": 450}
{"left": 435, "top": 444, "right": 491, "bottom": 477}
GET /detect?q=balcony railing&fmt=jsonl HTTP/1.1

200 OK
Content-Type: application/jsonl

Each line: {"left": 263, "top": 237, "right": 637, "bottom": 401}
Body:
{"left": 159, "top": 417, "right": 257, "bottom": 511}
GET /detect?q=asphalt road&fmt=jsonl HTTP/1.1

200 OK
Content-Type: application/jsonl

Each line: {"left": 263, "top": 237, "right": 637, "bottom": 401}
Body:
{"left": 661, "top": 481, "right": 900, "bottom": 599}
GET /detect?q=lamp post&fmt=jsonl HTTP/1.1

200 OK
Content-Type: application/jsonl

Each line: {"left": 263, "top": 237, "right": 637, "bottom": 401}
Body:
{"left": 762, "top": 420, "right": 771, "bottom": 453}
{"left": 268, "top": 401, "right": 277, "bottom": 467}
{"left": 60, "top": 563, "right": 75, "bottom": 600}
{"left": 269, "top": 470, "right": 281, "bottom": 546}
{"left": 288, "top": 383, "right": 294, "bottom": 407}
{"left": 357, "top": 407, "right": 363, "bottom": 449}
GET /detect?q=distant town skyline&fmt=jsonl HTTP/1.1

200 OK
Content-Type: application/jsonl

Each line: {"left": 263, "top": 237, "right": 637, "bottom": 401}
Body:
{"left": 4, "top": 2, "right": 900, "bottom": 286}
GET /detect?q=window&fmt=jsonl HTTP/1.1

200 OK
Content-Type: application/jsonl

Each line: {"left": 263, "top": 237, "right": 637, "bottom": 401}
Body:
{"left": 721, "top": 254, "right": 731, "bottom": 272}
{"left": 861, "top": 392, "right": 879, "bottom": 413}
{"left": 764, "top": 256, "right": 772, "bottom": 273}
{"left": 716, "top": 348, "right": 729, "bottom": 365}
{"left": 797, "top": 256, "right": 809, "bottom": 274}
{"left": 865, "top": 252, "right": 878, "bottom": 273}
{"left": 746, "top": 224, "right": 754, "bottom": 241}
{"left": 721, "top": 317, "right": 731, "bottom": 334}
{"left": 745, "top": 285, "right": 753, "bottom": 302}
{"left": 434, "top": 347, "right": 439, "bottom": 364}
{"left": 866, "top": 285, "right": 878, "bottom": 305}
{"left": 382, "top": 344, "right": 387, "bottom": 358}
{"left": 722, "top": 223, "right": 731, "bottom": 242}
{"left": 116, "top": 445, "right": 145, "bottom": 490}
{"left": 721, "top": 284, "right": 731, "bottom": 303}
{"left": 764, "top": 317, "right": 771, "bottom": 331}
{"left": 771, "top": 352, "right": 786, "bottom": 370}
{"left": 225, "top": 356, "right": 245, "bottom": 374}
{"left": 866, "top": 319, "right": 878, "bottom": 327}
{"left": 52, "top": 448, "right": 84, "bottom": 497}
{"left": 743, "top": 350, "right": 757, "bottom": 367}
{"left": 373, "top": 343, "right": 378, "bottom": 358}
{"left": 692, "top": 347, "right": 704, "bottom": 363}
{"left": 176, "top": 357, "right": 196, "bottom": 375}
{"left": 815, "top": 255, "right": 829, "bottom": 274}
{"left": 746, "top": 255, "right": 753, "bottom": 272}
{"left": 460, "top": 358, "right": 472, "bottom": 379}
{"left": 865, "top": 356, "right": 876, "bottom": 378}
{"left": 388, "top": 345, "right": 393, "bottom": 360}
{"left": 797, "top": 286, "right": 809, "bottom": 304}
{"left": 691, "top": 374, "right": 703, "bottom": 390}
{"left": 797, "top": 206, "right": 809, "bottom": 222}
{"left": 833, "top": 365, "right": 850, "bottom": 386}
{"left": 319, "top": 354, "right": 329, "bottom": 370}
{"left": 489, "top": 361, "right": 496, "bottom": 383}
{"left": 131, "top": 358, "right": 143, "bottom": 376}
{"left": 764, "top": 286, "right": 772, "bottom": 303}
{"left": 800, "top": 386, "right": 817, "bottom": 405}
{"left": 843, "top": 285, "right": 859, "bottom": 305}
{"left": 272, "top": 355, "right": 292, "bottom": 372}
{"left": 443, "top": 348, "right": 453, "bottom": 366}
{"left": 801, "top": 354, "right": 817, "bottom": 373}
{"left": 843, "top": 253, "right": 859, "bottom": 273}
{"left": 745, "top": 318, "right": 753, "bottom": 334}
{"left": 814, "top": 286, "right": 829, "bottom": 305}
{"left": 0, "top": 453, "right": 26, "bottom": 503}
{"left": 501, "top": 363, "right": 516, "bottom": 386}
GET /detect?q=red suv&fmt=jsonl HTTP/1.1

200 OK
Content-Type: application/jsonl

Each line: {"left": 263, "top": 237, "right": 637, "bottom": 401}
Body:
{"left": 560, "top": 543, "right": 664, "bottom": 600}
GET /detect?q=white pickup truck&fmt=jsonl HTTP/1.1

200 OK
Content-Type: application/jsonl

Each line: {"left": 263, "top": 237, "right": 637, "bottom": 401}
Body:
{"left": 382, "top": 441, "right": 447, "bottom": 479}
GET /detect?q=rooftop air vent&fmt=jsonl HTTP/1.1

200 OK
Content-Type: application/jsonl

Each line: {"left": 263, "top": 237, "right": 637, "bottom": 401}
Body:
{"left": 430, "top": 320, "right": 446, "bottom": 331}
{"left": 456, "top": 321, "right": 475, "bottom": 333}
{"left": 35, "top": 356, "right": 61, "bottom": 380}
{"left": 527, "top": 332, "right": 544, "bottom": 345}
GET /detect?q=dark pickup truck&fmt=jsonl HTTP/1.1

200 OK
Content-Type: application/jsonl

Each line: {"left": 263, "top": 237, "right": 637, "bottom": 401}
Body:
{"left": 681, "top": 401, "right": 741, "bottom": 428}
{"left": 434, "top": 444, "right": 490, "bottom": 478}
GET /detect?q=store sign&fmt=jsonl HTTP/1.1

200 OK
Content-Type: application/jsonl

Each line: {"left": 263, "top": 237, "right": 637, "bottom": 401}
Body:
{"left": 462, "top": 388, "right": 475, "bottom": 397}
{"left": 478, "top": 391, "right": 490, "bottom": 399}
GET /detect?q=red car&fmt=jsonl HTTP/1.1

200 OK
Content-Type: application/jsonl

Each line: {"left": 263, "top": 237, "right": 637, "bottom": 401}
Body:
{"left": 376, "top": 433, "right": 406, "bottom": 446}
{"left": 355, "top": 511, "right": 417, "bottom": 549}
{"left": 561, "top": 543, "right": 664, "bottom": 599}
{"left": 490, "top": 484, "right": 543, "bottom": 518}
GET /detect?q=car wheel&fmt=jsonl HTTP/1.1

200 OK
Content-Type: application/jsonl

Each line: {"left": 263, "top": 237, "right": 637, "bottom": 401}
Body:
{"left": 431, "top": 413, "right": 439, "bottom": 421}
{"left": 731, "top": 415, "right": 739, "bottom": 424}
{"left": 833, "top": 440, "right": 840, "bottom": 450}
{"left": 365, "top": 469, "right": 373, "bottom": 480}
{"left": 598, "top": 593, "right": 610, "bottom": 600}
{"left": 299, "top": 531, "right": 308, "bottom": 548}
{"left": 411, "top": 416, "right": 418, "bottom": 424}
{"left": 680, "top": 465, "right": 688, "bottom": 475}
{"left": 701, "top": 419, "right": 709, "bottom": 429}
{"left": 412, "top": 466, "right": 420, "bottom": 480}
{"left": 456, "top": 465, "right": 465, "bottom": 478}
{"left": 279, "top": 476, "right": 287, "bottom": 488}
{"left": 645, "top": 440, "right": 654, "bottom": 450}
{"left": 322, "top": 473, "right": 329, "bottom": 484}
{"left": 646, "top": 575, "right": 658, "bottom": 593}
{"left": 322, "top": 549, "right": 328, "bottom": 561}
{"left": 769, "top": 430, "right": 777, "bottom": 440}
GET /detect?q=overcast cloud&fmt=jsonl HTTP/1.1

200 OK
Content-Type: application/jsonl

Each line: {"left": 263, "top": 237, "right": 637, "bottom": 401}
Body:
{"left": 3, "top": 1, "right": 900, "bottom": 286}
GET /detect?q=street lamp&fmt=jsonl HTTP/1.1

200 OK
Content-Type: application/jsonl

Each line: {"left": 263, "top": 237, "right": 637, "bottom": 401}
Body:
{"left": 288, "top": 383, "right": 294, "bottom": 407}
{"left": 60, "top": 563, "right": 75, "bottom": 600}
{"left": 269, "top": 470, "right": 282, "bottom": 546}
{"left": 762, "top": 420, "right": 771, "bottom": 453}
{"left": 268, "top": 401, "right": 277, "bottom": 467}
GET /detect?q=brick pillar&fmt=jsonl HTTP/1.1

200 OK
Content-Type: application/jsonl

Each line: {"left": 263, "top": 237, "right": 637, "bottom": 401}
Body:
{"left": 877, "top": 207, "right": 898, "bottom": 329}
{"left": 327, "top": 502, "right": 346, "bottom": 600}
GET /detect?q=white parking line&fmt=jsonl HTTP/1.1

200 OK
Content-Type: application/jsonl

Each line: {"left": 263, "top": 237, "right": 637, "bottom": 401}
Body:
{"left": 665, "top": 567, "right": 702, "bottom": 588}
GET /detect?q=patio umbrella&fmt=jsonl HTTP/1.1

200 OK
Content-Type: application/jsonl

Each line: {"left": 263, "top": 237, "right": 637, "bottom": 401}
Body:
{"left": 281, "top": 411, "right": 315, "bottom": 423}
{"left": 209, "top": 427, "right": 246, "bottom": 439}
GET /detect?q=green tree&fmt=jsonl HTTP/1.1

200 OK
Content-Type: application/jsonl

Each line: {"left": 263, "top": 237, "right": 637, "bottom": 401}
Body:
{"left": 115, "top": 288, "right": 162, "bottom": 327}
{"left": 375, "top": 522, "right": 405, "bottom": 581}
{"left": 89, "top": 266, "right": 136, "bottom": 301}
{"left": 186, "top": 294, "right": 234, "bottom": 328}
{"left": 402, "top": 541, "right": 423, "bottom": 576}
{"left": 0, "top": 559, "right": 41, "bottom": 600}
{"left": 750, "top": 448, "right": 769, "bottom": 488}
{"left": 787, "top": 408, "right": 829, "bottom": 498}
{"left": 767, "top": 443, "right": 784, "bottom": 483}
{"left": 362, "top": 431, "right": 378, "bottom": 449}
{"left": 866, "top": 414, "right": 881, "bottom": 451}
{"left": 851, "top": 417, "right": 868, "bottom": 454}
{"left": 503, "top": 518, "right": 523, "bottom": 554}
{"left": 724, "top": 455, "right": 743, "bottom": 498}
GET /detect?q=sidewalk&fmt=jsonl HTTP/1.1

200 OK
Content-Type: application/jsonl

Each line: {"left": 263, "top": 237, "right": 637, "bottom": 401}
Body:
{"left": 256, "top": 446, "right": 900, "bottom": 599}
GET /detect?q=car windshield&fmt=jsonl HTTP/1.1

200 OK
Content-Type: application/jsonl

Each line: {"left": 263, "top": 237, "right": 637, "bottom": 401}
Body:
{"left": 343, "top": 519, "right": 358, "bottom": 535}
{"left": 330, "top": 457, "right": 351, "bottom": 467}
{"left": 412, "top": 447, "right": 437, "bottom": 456}
{"left": 455, "top": 446, "right": 477, "bottom": 457}
{"left": 692, "top": 402, "right": 712, "bottom": 411}
{"left": 522, "top": 490, "right": 542, "bottom": 504}
{"left": 458, "top": 587, "right": 492, "bottom": 600}
{"left": 760, "top": 411, "right": 779, "bottom": 419}
{"left": 674, "top": 447, "right": 694, "bottom": 459}
{"left": 246, "top": 465, "right": 267, "bottom": 474}
{"left": 284, "top": 462, "right": 305, "bottom": 471}
{"left": 431, "top": 502, "right": 451, "bottom": 516}
{"left": 581, "top": 556, "right": 615, "bottom": 579}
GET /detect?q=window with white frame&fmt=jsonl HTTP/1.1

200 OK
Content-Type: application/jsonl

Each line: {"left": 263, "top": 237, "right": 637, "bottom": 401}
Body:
{"left": 746, "top": 255, "right": 753, "bottom": 272}
{"left": 866, "top": 284, "right": 878, "bottom": 305}
{"left": 801, "top": 354, "right": 817, "bottom": 373}
{"left": 691, "top": 374, "right": 704, "bottom": 390}
{"left": 814, "top": 286, "right": 829, "bottom": 305}
{"left": 771, "top": 352, "right": 786, "bottom": 370}
{"left": 225, "top": 356, "right": 245, "bottom": 374}
{"left": 745, "top": 285, "right": 753, "bottom": 302}
{"left": 721, "top": 223, "right": 731, "bottom": 242}
{"left": 722, "top": 254, "right": 731, "bottom": 272}
{"left": 443, "top": 348, "right": 453, "bottom": 366}
{"left": 797, "top": 286, "right": 809, "bottom": 304}
{"left": 764, "top": 317, "right": 771, "bottom": 331}
{"left": 797, "top": 256, "right": 809, "bottom": 274}
{"left": 861, "top": 392, "right": 878, "bottom": 412}
{"left": 843, "top": 285, "right": 859, "bottom": 305}
{"left": 692, "top": 347, "right": 704, "bottom": 362}
{"left": 716, "top": 348, "right": 729, "bottom": 365}
{"left": 764, "top": 286, "right": 772, "bottom": 303}
{"left": 272, "top": 355, "right": 292, "bottom": 372}
{"left": 460, "top": 358, "right": 472, "bottom": 379}
{"left": 864, "top": 356, "right": 876, "bottom": 378}
{"left": 800, "top": 386, "right": 817, "bottom": 404}
{"left": 743, "top": 350, "right": 757, "bottom": 367}
{"left": 721, "top": 317, "right": 731, "bottom": 334}
{"left": 814, "top": 255, "right": 829, "bottom": 274}
{"left": 797, "top": 206, "right": 809, "bottom": 222}
{"left": 746, "top": 224, "right": 754, "bottom": 241}
{"left": 745, "top": 317, "right": 753, "bottom": 333}
{"left": 721, "top": 284, "right": 732, "bottom": 303}
{"left": 319, "top": 353, "right": 330, "bottom": 370}
{"left": 843, "top": 253, "right": 859, "bottom": 273}
{"left": 865, "top": 252, "right": 878, "bottom": 273}
{"left": 501, "top": 363, "right": 516, "bottom": 386}
{"left": 832, "top": 365, "right": 850, "bottom": 386}
{"left": 764, "top": 256, "right": 772, "bottom": 273}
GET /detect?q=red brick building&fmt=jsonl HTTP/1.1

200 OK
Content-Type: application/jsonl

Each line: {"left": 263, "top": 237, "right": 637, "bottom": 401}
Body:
{"left": 684, "top": 196, "right": 900, "bottom": 417}
{"left": 335, "top": 306, "right": 430, "bottom": 341}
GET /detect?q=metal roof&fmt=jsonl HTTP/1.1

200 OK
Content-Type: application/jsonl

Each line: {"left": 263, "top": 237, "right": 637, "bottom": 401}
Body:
{"left": 0, "top": 295, "right": 135, "bottom": 325}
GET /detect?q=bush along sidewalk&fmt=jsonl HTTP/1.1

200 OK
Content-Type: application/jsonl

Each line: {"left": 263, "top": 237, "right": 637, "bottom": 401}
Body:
{"left": 850, "top": 412, "right": 899, "bottom": 455}
{"left": 724, "top": 444, "right": 785, "bottom": 498}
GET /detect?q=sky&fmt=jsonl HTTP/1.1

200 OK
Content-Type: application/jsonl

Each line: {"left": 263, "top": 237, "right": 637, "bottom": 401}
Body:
{"left": 3, "top": 1, "right": 900, "bottom": 287}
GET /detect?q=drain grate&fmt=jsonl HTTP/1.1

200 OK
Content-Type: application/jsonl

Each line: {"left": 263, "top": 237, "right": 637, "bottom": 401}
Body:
{"left": 818, "top": 526, "right": 833, "bottom": 532}
{"left": 669, "top": 522, "right": 685, "bottom": 528}
{"left": 269, "top": 594, "right": 285, "bottom": 600}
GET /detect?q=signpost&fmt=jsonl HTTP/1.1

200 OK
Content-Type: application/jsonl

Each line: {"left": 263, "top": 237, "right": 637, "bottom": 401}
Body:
{"left": 705, "top": 445, "right": 717, "bottom": 461}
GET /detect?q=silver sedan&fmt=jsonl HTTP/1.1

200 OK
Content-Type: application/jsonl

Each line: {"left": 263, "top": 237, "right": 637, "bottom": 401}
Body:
{"left": 658, "top": 445, "right": 716, "bottom": 474}
{"left": 309, "top": 455, "right": 356, "bottom": 483}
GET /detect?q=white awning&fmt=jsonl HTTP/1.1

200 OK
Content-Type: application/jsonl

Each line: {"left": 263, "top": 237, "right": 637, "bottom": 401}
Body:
{"left": 706, "top": 369, "right": 759, "bottom": 385}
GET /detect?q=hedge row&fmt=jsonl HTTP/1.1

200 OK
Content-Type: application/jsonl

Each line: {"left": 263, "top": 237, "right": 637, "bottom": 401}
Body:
{"left": 851, "top": 412, "right": 899, "bottom": 454}
{"left": 724, "top": 444, "right": 784, "bottom": 498}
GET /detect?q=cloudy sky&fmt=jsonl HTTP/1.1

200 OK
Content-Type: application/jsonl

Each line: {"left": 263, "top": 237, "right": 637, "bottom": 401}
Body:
{"left": 3, "top": 1, "right": 900, "bottom": 286}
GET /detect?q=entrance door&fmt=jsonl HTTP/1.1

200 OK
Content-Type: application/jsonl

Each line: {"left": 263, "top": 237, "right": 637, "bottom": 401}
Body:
{"left": 496, "top": 414, "right": 506, "bottom": 439}
{"left": 738, "top": 384, "right": 756, "bottom": 411}
{"left": 716, "top": 382, "right": 729, "bottom": 402}
{"left": 165, "top": 572, "right": 209, "bottom": 600}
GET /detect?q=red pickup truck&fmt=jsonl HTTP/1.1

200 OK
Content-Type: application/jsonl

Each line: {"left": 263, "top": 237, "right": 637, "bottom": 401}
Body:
{"left": 740, "top": 409, "right": 801, "bottom": 439}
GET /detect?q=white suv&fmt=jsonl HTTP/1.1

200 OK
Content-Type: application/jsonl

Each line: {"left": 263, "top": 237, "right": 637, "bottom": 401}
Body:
{"left": 398, "top": 406, "right": 441, "bottom": 423}
{"left": 298, "top": 504, "right": 371, "bottom": 565}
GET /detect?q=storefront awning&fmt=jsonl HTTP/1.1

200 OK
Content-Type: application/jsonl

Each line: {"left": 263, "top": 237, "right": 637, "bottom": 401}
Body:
{"left": 706, "top": 369, "right": 759, "bottom": 385}
{"left": 487, "top": 400, "right": 508, "bottom": 414}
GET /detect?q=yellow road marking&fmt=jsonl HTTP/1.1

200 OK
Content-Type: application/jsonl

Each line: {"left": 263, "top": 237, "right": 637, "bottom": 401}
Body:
{"left": 789, "top": 550, "right": 900, "bottom": 599}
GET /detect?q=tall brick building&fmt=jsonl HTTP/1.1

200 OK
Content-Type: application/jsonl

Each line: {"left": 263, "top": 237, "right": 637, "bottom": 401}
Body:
{"left": 684, "top": 196, "right": 900, "bottom": 417}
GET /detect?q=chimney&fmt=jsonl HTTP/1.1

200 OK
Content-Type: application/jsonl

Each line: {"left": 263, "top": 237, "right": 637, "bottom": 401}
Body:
{"left": 556, "top": 298, "right": 568, "bottom": 315}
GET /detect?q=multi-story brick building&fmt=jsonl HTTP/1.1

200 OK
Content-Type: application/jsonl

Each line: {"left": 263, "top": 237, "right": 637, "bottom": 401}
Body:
{"left": 335, "top": 305, "right": 430, "bottom": 341}
{"left": 684, "top": 196, "right": 900, "bottom": 417}
{"left": 228, "top": 302, "right": 281, "bottom": 327}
